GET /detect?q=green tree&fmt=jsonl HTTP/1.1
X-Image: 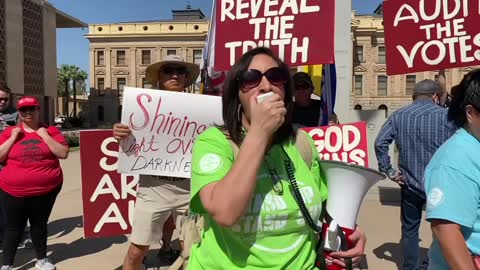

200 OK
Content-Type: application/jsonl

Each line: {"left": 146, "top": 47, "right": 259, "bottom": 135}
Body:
{"left": 72, "top": 69, "right": 88, "bottom": 117}
{"left": 57, "top": 65, "right": 88, "bottom": 117}
{"left": 57, "top": 64, "right": 75, "bottom": 116}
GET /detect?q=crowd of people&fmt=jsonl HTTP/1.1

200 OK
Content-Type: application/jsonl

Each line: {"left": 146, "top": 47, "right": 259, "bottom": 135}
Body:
{"left": 0, "top": 46, "right": 478, "bottom": 270}
{"left": 112, "top": 47, "right": 480, "bottom": 270}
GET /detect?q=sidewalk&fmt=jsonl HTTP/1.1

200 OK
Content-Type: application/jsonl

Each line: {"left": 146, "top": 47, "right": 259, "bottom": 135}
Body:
{"left": 13, "top": 152, "right": 432, "bottom": 270}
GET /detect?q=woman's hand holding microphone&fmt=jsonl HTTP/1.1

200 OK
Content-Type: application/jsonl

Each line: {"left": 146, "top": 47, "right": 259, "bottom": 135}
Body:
{"left": 248, "top": 92, "right": 287, "bottom": 141}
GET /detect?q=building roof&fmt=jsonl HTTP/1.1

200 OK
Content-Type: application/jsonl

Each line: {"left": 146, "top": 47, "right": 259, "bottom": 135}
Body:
{"left": 172, "top": 8, "right": 206, "bottom": 20}
{"left": 55, "top": 8, "right": 87, "bottom": 28}
{"left": 374, "top": 3, "right": 383, "bottom": 15}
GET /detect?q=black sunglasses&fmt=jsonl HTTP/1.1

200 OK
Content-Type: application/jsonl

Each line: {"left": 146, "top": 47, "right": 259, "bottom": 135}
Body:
{"left": 162, "top": 66, "right": 187, "bottom": 75}
{"left": 19, "top": 106, "right": 37, "bottom": 113}
{"left": 0, "top": 98, "right": 9, "bottom": 102}
{"left": 238, "top": 67, "right": 288, "bottom": 92}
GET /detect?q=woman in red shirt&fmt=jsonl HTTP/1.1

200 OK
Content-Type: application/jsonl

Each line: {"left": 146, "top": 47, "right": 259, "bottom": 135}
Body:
{"left": 0, "top": 96, "right": 68, "bottom": 270}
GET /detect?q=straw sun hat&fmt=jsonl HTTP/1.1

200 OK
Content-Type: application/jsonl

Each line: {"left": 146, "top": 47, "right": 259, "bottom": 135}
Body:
{"left": 146, "top": 55, "right": 200, "bottom": 89}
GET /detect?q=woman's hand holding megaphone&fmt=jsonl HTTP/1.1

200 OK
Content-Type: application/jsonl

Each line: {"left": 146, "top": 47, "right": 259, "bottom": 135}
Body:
{"left": 329, "top": 226, "right": 366, "bottom": 269}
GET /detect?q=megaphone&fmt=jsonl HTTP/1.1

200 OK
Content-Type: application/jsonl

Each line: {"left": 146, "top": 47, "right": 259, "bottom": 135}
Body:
{"left": 318, "top": 160, "right": 385, "bottom": 270}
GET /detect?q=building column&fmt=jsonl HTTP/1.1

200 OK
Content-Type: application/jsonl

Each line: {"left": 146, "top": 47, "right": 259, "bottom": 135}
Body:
{"left": 335, "top": 1, "right": 353, "bottom": 122}
{"left": 105, "top": 47, "right": 112, "bottom": 88}
{"left": 43, "top": 3, "right": 56, "bottom": 124}
{"left": 129, "top": 47, "right": 136, "bottom": 87}
{"left": 5, "top": 0, "right": 24, "bottom": 95}
{"left": 89, "top": 48, "right": 95, "bottom": 87}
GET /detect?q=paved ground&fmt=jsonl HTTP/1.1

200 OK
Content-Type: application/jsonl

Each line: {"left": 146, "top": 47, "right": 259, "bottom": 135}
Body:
{"left": 12, "top": 152, "right": 432, "bottom": 270}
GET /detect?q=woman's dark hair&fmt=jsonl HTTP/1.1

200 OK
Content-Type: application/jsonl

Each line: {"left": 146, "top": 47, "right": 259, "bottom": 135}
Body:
{"left": 448, "top": 69, "right": 480, "bottom": 128}
{"left": 221, "top": 47, "right": 294, "bottom": 146}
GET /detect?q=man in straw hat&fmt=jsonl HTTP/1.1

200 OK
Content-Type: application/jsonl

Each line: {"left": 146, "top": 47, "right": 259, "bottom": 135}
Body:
{"left": 113, "top": 55, "right": 200, "bottom": 270}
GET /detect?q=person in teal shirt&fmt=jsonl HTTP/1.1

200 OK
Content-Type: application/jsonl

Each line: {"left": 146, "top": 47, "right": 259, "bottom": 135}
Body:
{"left": 188, "top": 47, "right": 366, "bottom": 269}
{"left": 425, "top": 69, "right": 480, "bottom": 270}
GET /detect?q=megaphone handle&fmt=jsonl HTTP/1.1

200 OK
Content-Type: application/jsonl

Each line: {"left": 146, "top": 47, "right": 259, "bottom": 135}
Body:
{"left": 336, "top": 225, "right": 353, "bottom": 270}
{"left": 317, "top": 223, "right": 354, "bottom": 270}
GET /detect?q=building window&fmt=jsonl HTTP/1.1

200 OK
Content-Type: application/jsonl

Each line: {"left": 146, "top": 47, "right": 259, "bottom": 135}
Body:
{"left": 142, "top": 50, "right": 151, "bottom": 65}
{"left": 192, "top": 50, "right": 203, "bottom": 92}
{"left": 97, "top": 78, "right": 105, "bottom": 95}
{"left": 117, "top": 50, "right": 126, "bottom": 65}
{"left": 378, "top": 46, "right": 386, "bottom": 64}
{"left": 354, "top": 104, "right": 362, "bottom": 110}
{"left": 355, "top": 46, "right": 364, "bottom": 63}
{"left": 354, "top": 75, "right": 363, "bottom": 96}
{"left": 142, "top": 78, "right": 152, "bottom": 89}
{"left": 406, "top": 75, "right": 416, "bottom": 95}
{"left": 193, "top": 49, "right": 202, "bottom": 65}
{"left": 167, "top": 49, "right": 177, "bottom": 56}
{"left": 117, "top": 78, "right": 126, "bottom": 96}
{"left": 378, "top": 75, "right": 388, "bottom": 96}
{"left": 97, "top": 51, "right": 105, "bottom": 65}
{"left": 98, "top": 106, "right": 104, "bottom": 122}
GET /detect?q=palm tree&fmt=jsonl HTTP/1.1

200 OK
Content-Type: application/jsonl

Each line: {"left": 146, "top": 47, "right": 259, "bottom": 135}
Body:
{"left": 57, "top": 65, "right": 88, "bottom": 117}
{"left": 72, "top": 69, "right": 88, "bottom": 117}
{"left": 58, "top": 64, "right": 76, "bottom": 116}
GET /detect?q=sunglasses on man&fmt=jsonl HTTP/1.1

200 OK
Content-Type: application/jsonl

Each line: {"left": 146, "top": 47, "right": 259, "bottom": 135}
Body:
{"left": 238, "top": 67, "right": 288, "bottom": 92}
{"left": 0, "top": 98, "right": 9, "bottom": 103}
{"left": 162, "top": 66, "right": 187, "bottom": 75}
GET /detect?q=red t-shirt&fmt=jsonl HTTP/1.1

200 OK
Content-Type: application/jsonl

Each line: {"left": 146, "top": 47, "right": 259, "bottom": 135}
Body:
{"left": 0, "top": 125, "right": 67, "bottom": 197}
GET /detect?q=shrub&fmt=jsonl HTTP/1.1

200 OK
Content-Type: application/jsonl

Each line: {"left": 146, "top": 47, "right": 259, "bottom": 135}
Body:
{"left": 64, "top": 132, "right": 80, "bottom": 147}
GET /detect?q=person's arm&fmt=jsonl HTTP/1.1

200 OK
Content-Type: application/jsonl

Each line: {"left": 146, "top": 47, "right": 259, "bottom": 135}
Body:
{"left": 374, "top": 116, "right": 406, "bottom": 185}
{"left": 374, "top": 116, "right": 395, "bottom": 174}
{"left": 0, "top": 127, "right": 21, "bottom": 162}
{"left": 425, "top": 165, "right": 479, "bottom": 269}
{"left": 430, "top": 220, "right": 476, "bottom": 270}
{"left": 199, "top": 94, "right": 286, "bottom": 227}
{"left": 37, "top": 127, "right": 69, "bottom": 159}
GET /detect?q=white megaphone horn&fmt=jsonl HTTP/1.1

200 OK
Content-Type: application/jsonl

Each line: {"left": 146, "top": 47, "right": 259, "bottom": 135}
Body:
{"left": 318, "top": 160, "right": 386, "bottom": 270}
{"left": 320, "top": 160, "right": 386, "bottom": 230}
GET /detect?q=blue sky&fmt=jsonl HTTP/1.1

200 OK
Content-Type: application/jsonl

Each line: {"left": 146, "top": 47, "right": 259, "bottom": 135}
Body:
{"left": 51, "top": 0, "right": 382, "bottom": 77}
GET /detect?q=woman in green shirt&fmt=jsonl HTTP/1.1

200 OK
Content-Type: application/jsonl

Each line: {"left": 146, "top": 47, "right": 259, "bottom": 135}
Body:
{"left": 189, "top": 47, "right": 366, "bottom": 269}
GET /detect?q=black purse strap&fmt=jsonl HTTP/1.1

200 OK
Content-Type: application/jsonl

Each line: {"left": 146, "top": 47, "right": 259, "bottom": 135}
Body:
{"left": 281, "top": 146, "right": 353, "bottom": 270}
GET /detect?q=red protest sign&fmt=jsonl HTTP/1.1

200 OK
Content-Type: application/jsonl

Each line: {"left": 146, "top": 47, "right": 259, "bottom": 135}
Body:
{"left": 383, "top": 0, "right": 480, "bottom": 75}
{"left": 214, "top": 0, "right": 335, "bottom": 70}
{"left": 80, "top": 130, "right": 138, "bottom": 239}
{"left": 303, "top": 122, "right": 369, "bottom": 167}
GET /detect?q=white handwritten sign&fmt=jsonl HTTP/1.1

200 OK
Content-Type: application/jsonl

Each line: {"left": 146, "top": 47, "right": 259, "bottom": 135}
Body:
{"left": 117, "top": 87, "right": 223, "bottom": 177}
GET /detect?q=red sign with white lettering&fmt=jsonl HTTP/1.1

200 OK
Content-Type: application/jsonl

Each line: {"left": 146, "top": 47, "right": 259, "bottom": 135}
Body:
{"left": 303, "top": 122, "right": 369, "bottom": 167}
{"left": 383, "top": 0, "right": 480, "bottom": 75}
{"left": 80, "top": 130, "right": 138, "bottom": 239}
{"left": 214, "top": 0, "right": 335, "bottom": 70}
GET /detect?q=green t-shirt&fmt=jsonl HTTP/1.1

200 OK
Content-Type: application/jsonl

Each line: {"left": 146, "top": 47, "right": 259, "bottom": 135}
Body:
{"left": 188, "top": 127, "right": 328, "bottom": 270}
